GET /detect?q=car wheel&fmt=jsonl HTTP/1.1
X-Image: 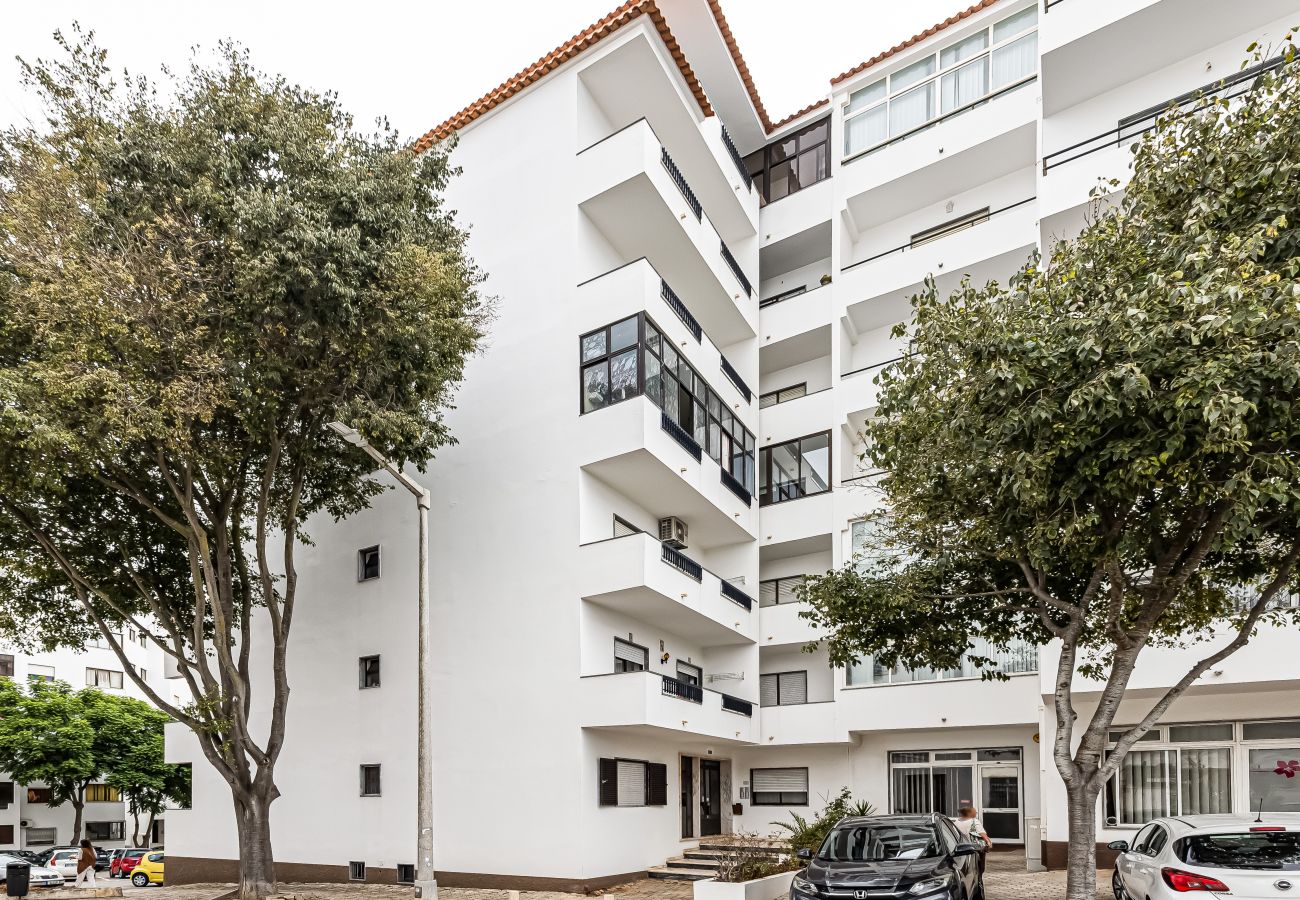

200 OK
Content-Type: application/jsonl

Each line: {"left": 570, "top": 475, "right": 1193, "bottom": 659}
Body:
{"left": 132, "top": 873, "right": 149, "bottom": 887}
{"left": 1111, "top": 869, "right": 1127, "bottom": 900}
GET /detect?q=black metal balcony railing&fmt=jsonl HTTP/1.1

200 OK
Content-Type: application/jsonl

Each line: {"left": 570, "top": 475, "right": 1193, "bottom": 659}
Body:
{"left": 841, "top": 197, "right": 1035, "bottom": 273}
{"left": 719, "top": 579, "right": 754, "bottom": 611}
{"left": 661, "top": 542, "right": 703, "bottom": 581}
{"left": 661, "top": 147, "right": 702, "bottom": 221}
{"left": 660, "top": 279, "right": 702, "bottom": 343}
{"left": 719, "top": 355, "right": 752, "bottom": 402}
{"left": 661, "top": 411, "right": 702, "bottom": 461}
{"left": 720, "top": 124, "right": 753, "bottom": 192}
{"left": 662, "top": 674, "right": 704, "bottom": 703}
{"left": 721, "top": 693, "right": 753, "bottom": 717}
{"left": 720, "top": 467, "right": 752, "bottom": 506}
{"left": 719, "top": 241, "right": 753, "bottom": 297}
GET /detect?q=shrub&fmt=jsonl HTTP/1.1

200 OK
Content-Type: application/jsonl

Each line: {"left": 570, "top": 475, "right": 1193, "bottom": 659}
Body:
{"left": 770, "top": 787, "right": 876, "bottom": 857}
{"left": 711, "top": 833, "right": 801, "bottom": 883}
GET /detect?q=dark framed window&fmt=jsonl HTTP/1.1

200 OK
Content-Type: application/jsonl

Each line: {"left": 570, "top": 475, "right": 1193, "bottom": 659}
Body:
{"left": 759, "top": 431, "right": 832, "bottom": 506}
{"left": 85, "top": 821, "right": 124, "bottom": 841}
{"left": 759, "top": 575, "right": 807, "bottom": 607}
{"left": 349, "top": 861, "right": 367, "bottom": 881}
{"left": 760, "top": 285, "right": 808, "bottom": 309}
{"left": 579, "top": 312, "right": 756, "bottom": 495}
{"left": 676, "top": 661, "right": 703, "bottom": 686}
{"left": 598, "top": 758, "right": 668, "bottom": 807}
{"left": 0, "top": 825, "right": 12, "bottom": 844}
{"left": 396, "top": 864, "right": 415, "bottom": 884}
{"left": 358, "top": 546, "right": 381, "bottom": 582}
{"left": 359, "top": 656, "right": 381, "bottom": 689}
{"left": 759, "top": 383, "right": 807, "bottom": 409}
{"left": 613, "top": 515, "right": 640, "bottom": 538}
{"left": 751, "top": 767, "right": 809, "bottom": 806}
{"left": 910, "top": 208, "right": 990, "bottom": 248}
{"left": 359, "top": 764, "right": 381, "bottom": 797}
{"left": 743, "top": 118, "right": 830, "bottom": 204}
{"left": 0, "top": 654, "right": 12, "bottom": 678}
{"left": 759, "top": 671, "right": 809, "bottom": 707}
{"left": 27, "top": 787, "right": 52, "bottom": 804}
{"left": 0, "top": 781, "right": 13, "bottom": 808}
{"left": 614, "top": 638, "right": 649, "bottom": 673}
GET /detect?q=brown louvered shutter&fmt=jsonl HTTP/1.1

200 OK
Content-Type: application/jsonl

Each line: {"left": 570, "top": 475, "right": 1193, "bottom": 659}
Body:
{"left": 598, "top": 758, "right": 619, "bottom": 806}
{"left": 646, "top": 763, "right": 668, "bottom": 806}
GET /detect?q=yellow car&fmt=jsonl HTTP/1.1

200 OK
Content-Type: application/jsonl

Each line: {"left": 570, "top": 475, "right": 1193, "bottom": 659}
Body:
{"left": 129, "top": 852, "right": 164, "bottom": 887}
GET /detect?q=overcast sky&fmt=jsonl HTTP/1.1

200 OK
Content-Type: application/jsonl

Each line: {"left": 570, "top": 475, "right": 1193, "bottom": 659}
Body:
{"left": 0, "top": 0, "right": 962, "bottom": 139}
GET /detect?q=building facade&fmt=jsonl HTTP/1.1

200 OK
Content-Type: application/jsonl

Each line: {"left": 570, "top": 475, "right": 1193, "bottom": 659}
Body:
{"left": 1, "top": 636, "right": 178, "bottom": 851}
{"left": 165, "top": 0, "right": 1300, "bottom": 886}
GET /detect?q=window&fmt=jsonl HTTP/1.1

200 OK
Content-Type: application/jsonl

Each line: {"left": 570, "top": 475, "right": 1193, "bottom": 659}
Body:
{"left": 759, "top": 575, "right": 806, "bottom": 607}
{"left": 85, "top": 667, "right": 124, "bottom": 689}
{"left": 27, "top": 788, "right": 52, "bottom": 804}
{"left": 579, "top": 313, "right": 757, "bottom": 496}
{"left": 25, "top": 827, "right": 56, "bottom": 846}
{"left": 597, "top": 758, "right": 668, "bottom": 807}
{"left": 743, "top": 118, "right": 830, "bottom": 204}
{"left": 910, "top": 208, "right": 991, "bottom": 248}
{"left": 349, "top": 861, "right": 367, "bottom": 882}
{"left": 1104, "top": 742, "right": 1233, "bottom": 824}
{"left": 0, "top": 825, "right": 12, "bottom": 844}
{"left": 759, "top": 671, "right": 808, "bottom": 707}
{"left": 760, "top": 285, "right": 808, "bottom": 309}
{"left": 85, "top": 821, "right": 124, "bottom": 841}
{"left": 751, "top": 767, "right": 809, "bottom": 806}
{"left": 613, "top": 515, "right": 640, "bottom": 538}
{"left": 0, "top": 782, "right": 12, "bottom": 809}
{"left": 359, "top": 656, "right": 381, "bottom": 689}
{"left": 28, "top": 664, "right": 54, "bottom": 683}
{"left": 843, "top": 5, "right": 1038, "bottom": 157}
{"left": 360, "top": 764, "right": 382, "bottom": 797}
{"left": 396, "top": 864, "right": 415, "bottom": 884}
{"left": 759, "top": 383, "right": 807, "bottom": 409}
{"left": 759, "top": 431, "right": 831, "bottom": 506}
{"left": 90, "top": 631, "right": 122, "bottom": 650}
{"left": 846, "top": 636, "right": 1037, "bottom": 685}
{"left": 614, "top": 638, "right": 648, "bottom": 673}
{"left": 1244, "top": 721, "right": 1300, "bottom": 741}
{"left": 0, "top": 654, "right": 12, "bottom": 678}
{"left": 676, "top": 661, "right": 702, "bottom": 686}
{"left": 1249, "top": 748, "right": 1300, "bottom": 813}
{"left": 85, "top": 784, "right": 120, "bottom": 802}
{"left": 358, "top": 546, "right": 381, "bottom": 581}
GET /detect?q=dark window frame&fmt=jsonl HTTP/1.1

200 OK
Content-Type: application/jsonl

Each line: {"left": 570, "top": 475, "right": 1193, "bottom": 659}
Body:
{"left": 759, "top": 382, "right": 808, "bottom": 409}
{"left": 759, "top": 670, "right": 810, "bottom": 707}
{"left": 910, "top": 207, "right": 991, "bottom": 248}
{"left": 396, "top": 864, "right": 415, "bottom": 884}
{"left": 27, "top": 787, "right": 52, "bottom": 804}
{"left": 743, "top": 118, "right": 831, "bottom": 204}
{"left": 359, "top": 764, "right": 382, "bottom": 797}
{"left": 613, "top": 515, "right": 640, "bottom": 537}
{"left": 85, "top": 821, "right": 125, "bottom": 841}
{"left": 358, "top": 545, "right": 381, "bottom": 582}
{"left": 359, "top": 655, "right": 381, "bottom": 689}
{"left": 597, "top": 757, "right": 669, "bottom": 807}
{"left": 750, "top": 766, "right": 811, "bottom": 806}
{"left": 759, "top": 430, "right": 833, "bottom": 506}
{"left": 676, "top": 660, "right": 703, "bottom": 686}
{"left": 759, "top": 575, "right": 807, "bottom": 607}
{"left": 349, "top": 861, "right": 367, "bottom": 882}
{"left": 0, "top": 654, "right": 13, "bottom": 678}
{"left": 614, "top": 637, "right": 650, "bottom": 674}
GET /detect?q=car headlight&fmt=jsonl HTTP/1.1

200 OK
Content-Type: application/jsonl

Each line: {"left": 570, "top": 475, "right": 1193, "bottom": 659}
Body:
{"left": 792, "top": 874, "right": 817, "bottom": 895}
{"left": 908, "top": 873, "right": 955, "bottom": 896}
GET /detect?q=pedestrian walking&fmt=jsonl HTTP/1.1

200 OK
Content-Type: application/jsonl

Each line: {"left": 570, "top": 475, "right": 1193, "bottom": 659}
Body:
{"left": 74, "top": 839, "right": 97, "bottom": 888}
{"left": 951, "top": 806, "right": 993, "bottom": 879}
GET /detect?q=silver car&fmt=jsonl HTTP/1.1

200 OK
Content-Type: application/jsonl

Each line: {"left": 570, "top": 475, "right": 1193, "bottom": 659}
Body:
{"left": 0, "top": 852, "right": 67, "bottom": 889}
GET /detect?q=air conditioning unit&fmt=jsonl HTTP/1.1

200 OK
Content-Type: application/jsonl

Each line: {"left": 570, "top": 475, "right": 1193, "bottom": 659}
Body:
{"left": 658, "top": 516, "right": 688, "bottom": 549}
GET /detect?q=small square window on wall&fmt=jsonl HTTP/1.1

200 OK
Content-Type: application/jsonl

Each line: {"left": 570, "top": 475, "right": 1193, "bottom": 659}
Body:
{"left": 751, "top": 767, "right": 809, "bottom": 806}
{"left": 349, "top": 862, "right": 367, "bottom": 882}
{"left": 359, "top": 656, "right": 381, "bottom": 689}
{"left": 598, "top": 758, "right": 667, "bottom": 807}
{"left": 359, "top": 764, "right": 381, "bottom": 796}
{"left": 358, "top": 546, "right": 381, "bottom": 581}
{"left": 396, "top": 864, "right": 415, "bottom": 884}
{"left": 0, "top": 654, "right": 13, "bottom": 678}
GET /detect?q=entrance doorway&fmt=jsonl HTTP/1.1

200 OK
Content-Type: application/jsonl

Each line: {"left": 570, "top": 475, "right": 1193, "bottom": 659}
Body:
{"left": 888, "top": 747, "right": 1024, "bottom": 844}
{"left": 681, "top": 756, "right": 694, "bottom": 838}
{"left": 700, "top": 759, "right": 722, "bottom": 836}
{"left": 978, "top": 761, "right": 1022, "bottom": 842}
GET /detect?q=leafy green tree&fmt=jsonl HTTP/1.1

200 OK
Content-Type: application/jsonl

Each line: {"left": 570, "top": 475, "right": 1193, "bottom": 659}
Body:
{"left": 102, "top": 696, "right": 190, "bottom": 846}
{"left": 802, "top": 41, "right": 1300, "bottom": 900}
{"left": 0, "top": 31, "right": 487, "bottom": 899}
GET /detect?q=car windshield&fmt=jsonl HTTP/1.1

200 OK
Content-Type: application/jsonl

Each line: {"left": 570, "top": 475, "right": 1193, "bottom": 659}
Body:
{"left": 1179, "top": 833, "right": 1300, "bottom": 870}
{"left": 818, "top": 824, "right": 942, "bottom": 862}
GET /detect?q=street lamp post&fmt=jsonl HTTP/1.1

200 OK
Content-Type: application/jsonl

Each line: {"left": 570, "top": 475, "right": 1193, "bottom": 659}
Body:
{"left": 328, "top": 422, "right": 436, "bottom": 900}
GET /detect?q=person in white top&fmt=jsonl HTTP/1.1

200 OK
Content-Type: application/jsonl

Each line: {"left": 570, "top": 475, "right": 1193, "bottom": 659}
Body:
{"left": 952, "top": 806, "right": 993, "bottom": 878}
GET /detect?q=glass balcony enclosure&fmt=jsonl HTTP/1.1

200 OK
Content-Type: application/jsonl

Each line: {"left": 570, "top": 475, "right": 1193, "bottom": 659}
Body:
{"left": 843, "top": 5, "right": 1038, "bottom": 159}
{"left": 758, "top": 431, "right": 831, "bottom": 506}
{"left": 580, "top": 313, "right": 756, "bottom": 496}
{"left": 743, "top": 117, "right": 830, "bottom": 204}
{"left": 845, "top": 637, "right": 1039, "bottom": 686}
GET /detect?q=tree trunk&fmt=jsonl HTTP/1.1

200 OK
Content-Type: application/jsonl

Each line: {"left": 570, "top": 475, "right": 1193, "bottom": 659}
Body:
{"left": 1065, "top": 781, "right": 1101, "bottom": 900}
{"left": 234, "top": 788, "right": 277, "bottom": 900}
{"left": 71, "top": 799, "right": 84, "bottom": 844}
{"left": 144, "top": 811, "right": 156, "bottom": 847}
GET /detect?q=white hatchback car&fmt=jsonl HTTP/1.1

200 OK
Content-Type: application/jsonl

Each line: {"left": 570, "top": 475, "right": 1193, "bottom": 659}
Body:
{"left": 1110, "top": 814, "right": 1300, "bottom": 899}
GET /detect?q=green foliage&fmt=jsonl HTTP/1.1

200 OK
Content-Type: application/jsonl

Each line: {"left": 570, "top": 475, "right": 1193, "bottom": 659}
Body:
{"left": 771, "top": 787, "right": 875, "bottom": 856}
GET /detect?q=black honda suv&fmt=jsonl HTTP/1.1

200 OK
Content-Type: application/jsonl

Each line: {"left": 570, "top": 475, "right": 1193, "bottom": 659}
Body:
{"left": 790, "top": 814, "right": 983, "bottom": 900}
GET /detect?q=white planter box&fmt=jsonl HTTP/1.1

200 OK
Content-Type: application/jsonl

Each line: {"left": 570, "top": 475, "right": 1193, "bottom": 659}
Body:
{"left": 694, "top": 870, "right": 797, "bottom": 900}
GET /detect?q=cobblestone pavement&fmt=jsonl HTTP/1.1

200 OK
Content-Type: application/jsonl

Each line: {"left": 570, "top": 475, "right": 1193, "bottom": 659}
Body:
{"left": 983, "top": 852, "right": 1111, "bottom": 900}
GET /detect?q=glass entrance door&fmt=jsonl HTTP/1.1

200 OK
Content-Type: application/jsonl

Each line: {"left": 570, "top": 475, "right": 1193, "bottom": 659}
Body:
{"left": 978, "top": 763, "right": 1022, "bottom": 843}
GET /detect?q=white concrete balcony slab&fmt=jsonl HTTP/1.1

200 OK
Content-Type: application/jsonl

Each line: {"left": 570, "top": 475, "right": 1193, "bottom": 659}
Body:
{"left": 578, "top": 397, "right": 757, "bottom": 547}
{"left": 838, "top": 673, "right": 1041, "bottom": 733}
{"left": 838, "top": 83, "right": 1037, "bottom": 232}
{"left": 577, "top": 119, "right": 758, "bottom": 346}
{"left": 759, "top": 178, "right": 834, "bottom": 250}
{"left": 759, "top": 491, "right": 834, "bottom": 550}
{"left": 580, "top": 670, "right": 759, "bottom": 745}
{"left": 579, "top": 532, "right": 756, "bottom": 647}
{"left": 760, "top": 283, "right": 832, "bottom": 347}
{"left": 758, "top": 389, "right": 834, "bottom": 449}
{"left": 759, "top": 600, "right": 821, "bottom": 649}
{"left": 836, "top": 365, "right": 889, "bottom": 422}
{"left": 758, "top": 701, "right": 845, "bottom": 746}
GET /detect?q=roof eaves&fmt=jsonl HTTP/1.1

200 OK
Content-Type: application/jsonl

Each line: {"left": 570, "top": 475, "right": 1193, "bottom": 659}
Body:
{"left": 830, "top": 0, "right": 1004, "bottom": 87}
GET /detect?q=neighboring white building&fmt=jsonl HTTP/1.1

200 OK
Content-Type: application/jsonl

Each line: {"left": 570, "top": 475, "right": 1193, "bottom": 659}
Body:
{"left": 164, "top": 0, "right": 1300, "bottom": 886}
{"left": 1, "top": 634, "right": 179, "bottom": 851}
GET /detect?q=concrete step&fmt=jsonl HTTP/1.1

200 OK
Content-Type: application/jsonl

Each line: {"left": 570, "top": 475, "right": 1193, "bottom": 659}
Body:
{"left": 647, "top": 866, "right": 715, "bottom": 882}
{"left": 697, "top": 838, "right": 788, "bottom": 856}
{"left": 683, "top": 849, "right": 729, "bottom": 861}
{"left": 666, "top": 856, "right": 720, "bottom": 871}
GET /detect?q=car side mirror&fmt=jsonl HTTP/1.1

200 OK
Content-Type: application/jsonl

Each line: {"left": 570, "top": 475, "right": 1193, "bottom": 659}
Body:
{"left": 797, "top": 849, "right": 812, "bottom": 860}
{"left": 952, "top": 844, "right": 979, "bottom": 857}
{"left": 1107, "top": 840, "right": 1129, "bottom": 852}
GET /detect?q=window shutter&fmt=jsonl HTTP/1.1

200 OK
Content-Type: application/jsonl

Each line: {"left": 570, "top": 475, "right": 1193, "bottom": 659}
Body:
{"left": 759, "top": 581, "right": 778, "bottom": 607}
{"left": 779, "top": 671, "right": 808, "bottom": 705}
{"left": 752, "top": 768, "right": 808, "bottom": 793}
{"left": 759, "top": 674, "right": 779, "bottom": 707}
{"left": 646, "top": 763, "right": 668, "bottom": 806}
{"left": 598, "top": 758, "right": 618, "bottom": 806}
{"left": 614, "top": 639, "right": 647, "bottom": 668}
{"left": 617, "top": 760, "right": 647, "bottom": 807}
{"left": 777, "top": 384, "right": 807, "bottom": 403}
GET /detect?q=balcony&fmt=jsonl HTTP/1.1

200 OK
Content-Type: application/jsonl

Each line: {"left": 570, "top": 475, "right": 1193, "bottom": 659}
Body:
{"left": 760, "top": 600, "right": 821, "bottom": 649}
{"left": 759, "top": 701, "right": 845, "bottom": 746}
{"left": 760, "top": 283, "right": 832, "bottom": 347}
{"left": 759, "top": 388, "right": 834, "bottom": 448}
{"left": 760, "top": 490, "right": 834, "bottom": 551}
{"left": 577, "top": 119, "right": 758, "bottom": 346}
{"left": 580, "top": 670, "right": 759, "bottom": 744}
{"left": 838, "top": 672, "right": 1041, "bottom": 732}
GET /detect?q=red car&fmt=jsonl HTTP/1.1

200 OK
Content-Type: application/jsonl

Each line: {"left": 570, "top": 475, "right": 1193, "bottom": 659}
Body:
{"left": 110, "top": 849, "right": 152, "bottom": 879}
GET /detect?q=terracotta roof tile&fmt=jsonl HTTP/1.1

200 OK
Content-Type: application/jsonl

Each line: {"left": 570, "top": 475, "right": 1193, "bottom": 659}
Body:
{"left": 413, "top": 0, "right": 711, "bottom": 152}
{"left": 831, "top": 0, "right": 1004, "bottom": 86}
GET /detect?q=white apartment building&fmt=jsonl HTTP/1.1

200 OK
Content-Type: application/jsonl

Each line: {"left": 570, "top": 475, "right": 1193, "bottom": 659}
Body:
{"left": 1, "top": 636, "right": 178, "bottom": 851}
{"left": 165, "top": 0, "right": 1300, "bottom": 886}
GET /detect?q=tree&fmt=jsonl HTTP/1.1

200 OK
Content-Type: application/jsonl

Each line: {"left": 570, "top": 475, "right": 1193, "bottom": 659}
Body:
{"left": 101, "top": 696, "right": 191, "bottom": 846}
{"left": 801, "top": 40, "right": 1300, "bottom": 900}
{"left": 0, "top": 31, "right": 487, "bottom": 900}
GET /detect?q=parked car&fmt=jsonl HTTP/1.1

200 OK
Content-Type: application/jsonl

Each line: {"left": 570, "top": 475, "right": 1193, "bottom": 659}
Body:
{"left": 0, "top": 852, "right": 67, "bottom": 888}
{"left": 129, "top": 852, "right": 164, "bottom": 887}
{"left": 1110, "top": 813, "right": 1300, "bottom": 899}
{"left": 111, "top": 849, "right": 152, "bottom": 879}
{"left": 790, "top": 814, "right": 982, "bottom": 900}
{"left": 94, "top": 847, "right": 110, "bottom": 872}
{"left": 42, "top": 848, "right": 82, "bottom": 879}
{"left": 8, "top": 851, "right": 44, "bottom": 865}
